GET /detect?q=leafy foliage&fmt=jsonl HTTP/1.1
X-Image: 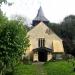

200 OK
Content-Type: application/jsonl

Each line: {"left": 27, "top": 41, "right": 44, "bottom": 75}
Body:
{"left": 48, "top": 15, "right": 75, "bottom": 55}
{"left": 0, "top": 20, "right": 29, "bottom": 62}
{"left": 0, "top": 0, "right": 7, "bottom": 6}
{"left": 61, "top": 15, "right": 75, "bottom": 40}
{"left": 60, "top": 15, "right": 75, "bottom": 55}
{"left": 0, "top": 10, "right": 30, "bottom": 75}
{"left": 48, "top": 23, "right": 61, "bottom": 37}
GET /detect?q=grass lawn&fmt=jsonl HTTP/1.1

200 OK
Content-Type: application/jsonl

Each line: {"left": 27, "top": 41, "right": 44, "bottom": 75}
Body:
{"left": 14, "top": 60, "right": 75, "bottom": 75}
{"left": 44, "top": 60, "right": 75, "bottom": 75}
{"left": 14, "top": 64, "right": 38, "bottom": 75}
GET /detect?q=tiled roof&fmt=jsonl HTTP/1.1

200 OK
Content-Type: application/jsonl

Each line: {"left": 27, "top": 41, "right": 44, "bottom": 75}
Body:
{"left": 34, "top": 7, "right": 48, "bottom": 21}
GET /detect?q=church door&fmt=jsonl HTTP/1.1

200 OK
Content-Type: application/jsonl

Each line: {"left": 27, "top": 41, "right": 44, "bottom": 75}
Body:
{"left": 38, "top": 49, "right": 47, "bottom": 62}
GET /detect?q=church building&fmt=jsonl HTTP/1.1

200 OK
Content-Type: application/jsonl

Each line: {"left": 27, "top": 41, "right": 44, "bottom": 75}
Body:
{"left": 26, "top": 7, "right": 64, "bottom": 62}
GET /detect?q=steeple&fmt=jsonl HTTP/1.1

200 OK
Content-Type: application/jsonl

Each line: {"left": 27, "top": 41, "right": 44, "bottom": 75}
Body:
{"left": 32, "top": 6, "right": 49, "bottom": 26}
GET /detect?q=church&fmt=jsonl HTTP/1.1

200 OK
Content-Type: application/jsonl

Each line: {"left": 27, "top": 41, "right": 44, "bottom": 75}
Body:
{"left": 26, "top": 7, "right": 64, "bottom": 62}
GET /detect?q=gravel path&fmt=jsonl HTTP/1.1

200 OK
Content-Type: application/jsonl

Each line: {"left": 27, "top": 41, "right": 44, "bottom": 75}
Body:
{"left": 33, "top": 62, "right": 47, "bottom": 75}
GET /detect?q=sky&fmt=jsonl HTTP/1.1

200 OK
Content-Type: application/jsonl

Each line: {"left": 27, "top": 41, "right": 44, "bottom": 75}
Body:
{"left": 1, "top": 0, "right": 75, "bottom": 23}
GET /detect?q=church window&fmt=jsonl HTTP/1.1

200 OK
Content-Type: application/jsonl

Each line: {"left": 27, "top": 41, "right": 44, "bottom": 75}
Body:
{"left": 38, "top": 38, "right": 45, "bottom": 47}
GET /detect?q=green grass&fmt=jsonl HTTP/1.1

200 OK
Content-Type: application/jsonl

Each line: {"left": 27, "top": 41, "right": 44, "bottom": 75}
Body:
{"left": 44, "top": 60, "right": 75, "bottom": 75}
{"left": 14, "top": 64, "right": 37, "bottom": 75}
{"left": 14, "top": 60, "right": 75, "bottom": 75}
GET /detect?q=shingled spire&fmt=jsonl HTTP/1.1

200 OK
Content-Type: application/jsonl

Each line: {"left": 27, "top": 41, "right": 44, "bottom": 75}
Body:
{"left": 32, "top": 6, "right": 49, "bottom": 26}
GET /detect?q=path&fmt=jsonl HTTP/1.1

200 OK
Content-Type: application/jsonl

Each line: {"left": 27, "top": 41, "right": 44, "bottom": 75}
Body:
{"left": 33, "top": 62, "right": 47, "bottom": 75}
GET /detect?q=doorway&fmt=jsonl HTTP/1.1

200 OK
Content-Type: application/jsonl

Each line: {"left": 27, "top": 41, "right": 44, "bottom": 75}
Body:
{"left": 38, "top": 49, "right": 47, "bottom": 62}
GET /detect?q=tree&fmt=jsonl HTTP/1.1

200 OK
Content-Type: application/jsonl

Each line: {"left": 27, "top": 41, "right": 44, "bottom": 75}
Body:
{"left": 61, "top": 15, "right": 75, "bottom": 40}
{"left": 48, "top": 17, "right": 75, "bottom": 55}
{"left": 0, "top": 0, "right": 13, "bottom": 7}
{"left": 0, "top": 11, "right": 30, "bottom": 75}
{"left": 61, "top": 15, "right": 75, "bottom": 55}
{"left": 48, "top": 22, "right": 62, "bottom": 37}
{"left": 0, "top": 0, "right": 7, "bottom": 6}
{"left": 11, "top": 15, "right": 31, "bottom": 31}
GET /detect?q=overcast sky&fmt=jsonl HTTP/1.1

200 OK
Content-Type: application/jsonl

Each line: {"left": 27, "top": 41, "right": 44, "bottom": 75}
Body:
{"left": 1, "top": 0, "right": 75, "bottom": 23}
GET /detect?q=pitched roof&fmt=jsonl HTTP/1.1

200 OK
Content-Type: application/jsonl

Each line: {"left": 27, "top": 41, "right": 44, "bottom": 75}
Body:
{"left": 28, "top": 22, "right": 62, "bottom": 41}
{"left": 34, "top": 7, "right": 48, "bottom": 21}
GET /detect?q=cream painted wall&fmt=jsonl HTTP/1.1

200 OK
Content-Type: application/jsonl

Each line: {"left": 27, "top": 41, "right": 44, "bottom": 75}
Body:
{"left": 26, "top": 22, "right": 64, "bottom": 61}
{"left": 26, "top": 22, "right": 64, "bottom": 56}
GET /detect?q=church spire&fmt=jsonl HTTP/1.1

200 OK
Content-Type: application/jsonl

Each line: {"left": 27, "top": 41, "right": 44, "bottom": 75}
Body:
{"left": 37, "top": 6, "right": 44, "bottom": 18}
{"left": 32, "top": 6, "right": 49, "bottom": 26}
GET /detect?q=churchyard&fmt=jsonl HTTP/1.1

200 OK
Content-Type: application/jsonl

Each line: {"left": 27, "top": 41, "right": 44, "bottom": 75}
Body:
{"left": 14, "top": 59, "right": 75, "bottom": 75}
